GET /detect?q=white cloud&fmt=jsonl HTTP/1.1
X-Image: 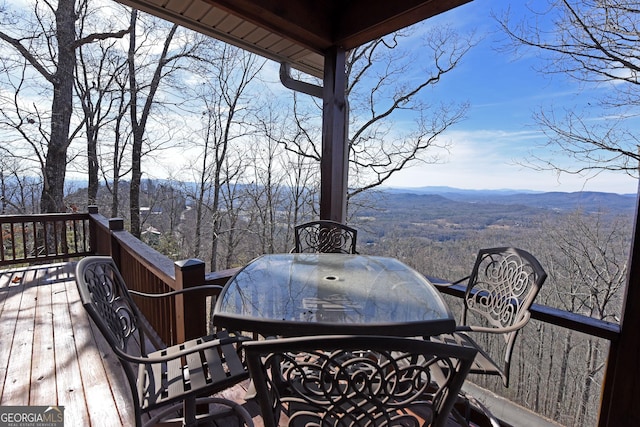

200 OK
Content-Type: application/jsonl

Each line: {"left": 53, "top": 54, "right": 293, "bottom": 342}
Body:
{"left": 384, "top": 128, "right": 638, "bottom": 194}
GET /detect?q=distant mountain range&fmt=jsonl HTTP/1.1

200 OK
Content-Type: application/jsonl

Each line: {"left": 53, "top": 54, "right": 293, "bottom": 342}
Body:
{"left": 383, "top": 186, "right": 544, "bottom": 196}
{"left": 66, "top": 178, "right": 637, "bottom": 215}
{"left": 378, "top": 186, "right": 637, "bottom": 215}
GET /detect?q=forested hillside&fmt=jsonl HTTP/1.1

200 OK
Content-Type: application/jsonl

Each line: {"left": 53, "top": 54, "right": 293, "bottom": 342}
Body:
{"left": 350, "top": 189, "right": 633, "bottom": 426}
{"left": 351, "top": 188, "right": 634, "bottom": 245}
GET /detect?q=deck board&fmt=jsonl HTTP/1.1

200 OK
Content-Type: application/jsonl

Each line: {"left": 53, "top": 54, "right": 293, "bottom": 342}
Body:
{"left": 53, "top": 271, "right": 88, "bottom": 423}
{"left": 2, "top": 269, "right": 36, "bottom": 405}
{"left": 0, "top": 274, "right": 18, "bottom": 404}
{"left": 30, "top": 268, "right": 56, "bottom": 405}
{"left": 0, "top": 263, "right": 136, "bottom": 426}
{"left": 67, "top": 272, "right": 121, "bottom": 426}
{"left": 85, "top": 312, "right": 138, "bottom": 426}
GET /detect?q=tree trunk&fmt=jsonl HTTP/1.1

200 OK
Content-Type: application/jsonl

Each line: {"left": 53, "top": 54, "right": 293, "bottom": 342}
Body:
{"left": 41, "top": 145, "right": 68, "bottom": 213}
{"left": 129, "top": 127, "right": 143, "bottom": 237}
{"left": 41, "top": 0, "right": 76, "bottom": 213}
{"left": 87, "top": 126, "right": 99, "bottom": 204}
{"left": 553, "top": 331, "right": 572, "bottom": 420}
{"left": 543, "top": 328, "right": 557, "bottom": 415}
{"left": 225, "top": 219, "right": 236, "bottom": 269}
{"left": 194, "top": 201, "right": 203, "bottom": 259}
{"left": 210, "top": 181, "right": 221, "bottom": 271}
{"left": 578, "top": 339, "right": 600, "bottom": 424}
{"left": 533, "top": 324, "right": 545, "bottom": 412}
{"left": 127, "top": 12, "right": 178, "bottom": 238}
{"left": 128, "top": 10, "right": 141, "bottom": 237}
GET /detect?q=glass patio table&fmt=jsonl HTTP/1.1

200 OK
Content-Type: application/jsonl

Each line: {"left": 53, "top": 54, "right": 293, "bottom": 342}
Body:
{"left": 213, "top": 253, "right": 455, "bottom": 337}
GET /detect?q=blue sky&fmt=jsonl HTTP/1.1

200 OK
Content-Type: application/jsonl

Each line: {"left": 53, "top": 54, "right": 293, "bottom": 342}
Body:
{"left": 381, "top": 0, "right": 639, "bottom": 194}
{"left": 6, "top": 0, "right": 636, "bottom": 194}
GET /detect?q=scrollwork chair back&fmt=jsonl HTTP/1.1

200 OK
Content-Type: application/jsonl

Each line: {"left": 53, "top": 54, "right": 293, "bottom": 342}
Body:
{"left": 436, "top": 247, "right": 547, "bottom": 388}
{"left": 244, "top": 335, "right": 476, "bottom": 427}
{"left": 294, "top": 220, "right": 358, "bottom": 254}
{"left": 77, "top": 257, "right": 141, "bottom": 354}
{"left": 462, "top": 247, "right": 547, "bottom": 339}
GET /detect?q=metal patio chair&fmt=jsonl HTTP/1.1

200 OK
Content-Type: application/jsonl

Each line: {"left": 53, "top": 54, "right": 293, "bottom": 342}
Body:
{"left": 293, "top": 220, "right": 358, "bottom": 254}
{"left": 433, "top": 247, "right": 547, "bottom": 388}
{"left": 244, "top": 334, "right": 477, "bottom": 427}
{"left": 75, "top": 256, "right": 254, "bottom": 427}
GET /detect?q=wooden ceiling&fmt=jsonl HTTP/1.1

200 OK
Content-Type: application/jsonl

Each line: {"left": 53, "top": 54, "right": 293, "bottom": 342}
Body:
{"left": 113, "top": 0, "right": 472, "bottom": 78}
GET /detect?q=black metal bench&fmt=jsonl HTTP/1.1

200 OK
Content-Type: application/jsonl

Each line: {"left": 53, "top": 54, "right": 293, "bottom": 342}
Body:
{"left": 75, "top": 256, "right": 253, "bottom": 427}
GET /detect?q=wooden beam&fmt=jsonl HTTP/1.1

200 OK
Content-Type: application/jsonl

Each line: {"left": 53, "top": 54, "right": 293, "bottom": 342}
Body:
{"left": 336, "top": 0, "right": 473, "bottom": 49}
{"left": 207, "top": 0, "right": 473, "bottom": 51}
{"left": 202, "top": 0, "right": 333, "bottom": 51}
{"left": 319, "top": 47, "right": 348, "bottom": 222}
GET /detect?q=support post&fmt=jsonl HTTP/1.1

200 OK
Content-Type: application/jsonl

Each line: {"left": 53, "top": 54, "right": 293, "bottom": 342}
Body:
{"left": 88, "top": 205, "right": 98, "bottom": 254}
{"left": 320, "top": 46, "right": 348, "bottom": 222}
{"left": 174, "top": 259, "right": 207, "bottom": 342}
{"left": 108, "top": 218, "right": 124, "bottom": 267}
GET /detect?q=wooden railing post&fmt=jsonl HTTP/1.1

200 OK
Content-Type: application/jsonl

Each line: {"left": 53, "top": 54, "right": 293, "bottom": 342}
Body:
{"left": 174, "top": 259, "right": 207, "bottom": 342}
{"left": 108, "top": 218, "right": 124, "bottom": 267}
{"left": 88, "top": 206, "right": 98, "bottom": 253}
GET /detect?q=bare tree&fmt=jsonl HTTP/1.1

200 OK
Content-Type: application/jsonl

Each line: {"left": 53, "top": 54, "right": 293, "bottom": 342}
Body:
{"left": 75, "top": 9, "right": 129, "bottom": 205}
{"left": 244, "top": 96, "right": 323, "bottom": 253}
{"left": 246, "top": 120, "right": 288, "bottom": 254}
{"left": 0, "top": 58, "right": 48, "bottom": 209}
{"left": 181, "top": 43, "right": 264, "bottom": 269}
{"left": 497, "top": 0, "right": 640, "bottom": 178}
{"left": 126, "top": 10, "right": 212, "bottom": 237}
{"left": 0, "top": 158, "right": 41, "bottom": 214}
{"left": 0, "top": 0, "right": 128, "bottom": 213}
{"left": 102, "top": 66, "right": 132, "bottom": 218}
{"left": 281, "top": 26, "right": 473, "bottom": 202}
{"left": 528, "top": 209, "right": 627, "bottom": 425}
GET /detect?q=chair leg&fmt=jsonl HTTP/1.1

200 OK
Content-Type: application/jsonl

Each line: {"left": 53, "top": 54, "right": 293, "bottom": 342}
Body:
{"left": 456, "top": 391, "right": 501, "bottom": 427}
{"left": 451, "top": 395, "right": 472, "bottom": 427}
{"left": 183, "top": 396, "right": 197, "bottom": 427}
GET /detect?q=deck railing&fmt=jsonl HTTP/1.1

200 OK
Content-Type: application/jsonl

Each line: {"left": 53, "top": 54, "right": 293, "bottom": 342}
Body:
{"left": 0, "top": 208, "right": 222, "bottom": 347}
{"left": 0, "top": 212, "right": 94, "bottom": 266}
{"left": 430, "top": 278, "right": 620, "bottom": 342}
{"left": 102, "top": 215, "right": 225, "bottom": 346}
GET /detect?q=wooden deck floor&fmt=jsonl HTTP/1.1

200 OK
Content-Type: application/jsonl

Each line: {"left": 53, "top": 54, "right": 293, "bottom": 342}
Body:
{"left": 0, "top": 262, "right": 139, "bottom": 425}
